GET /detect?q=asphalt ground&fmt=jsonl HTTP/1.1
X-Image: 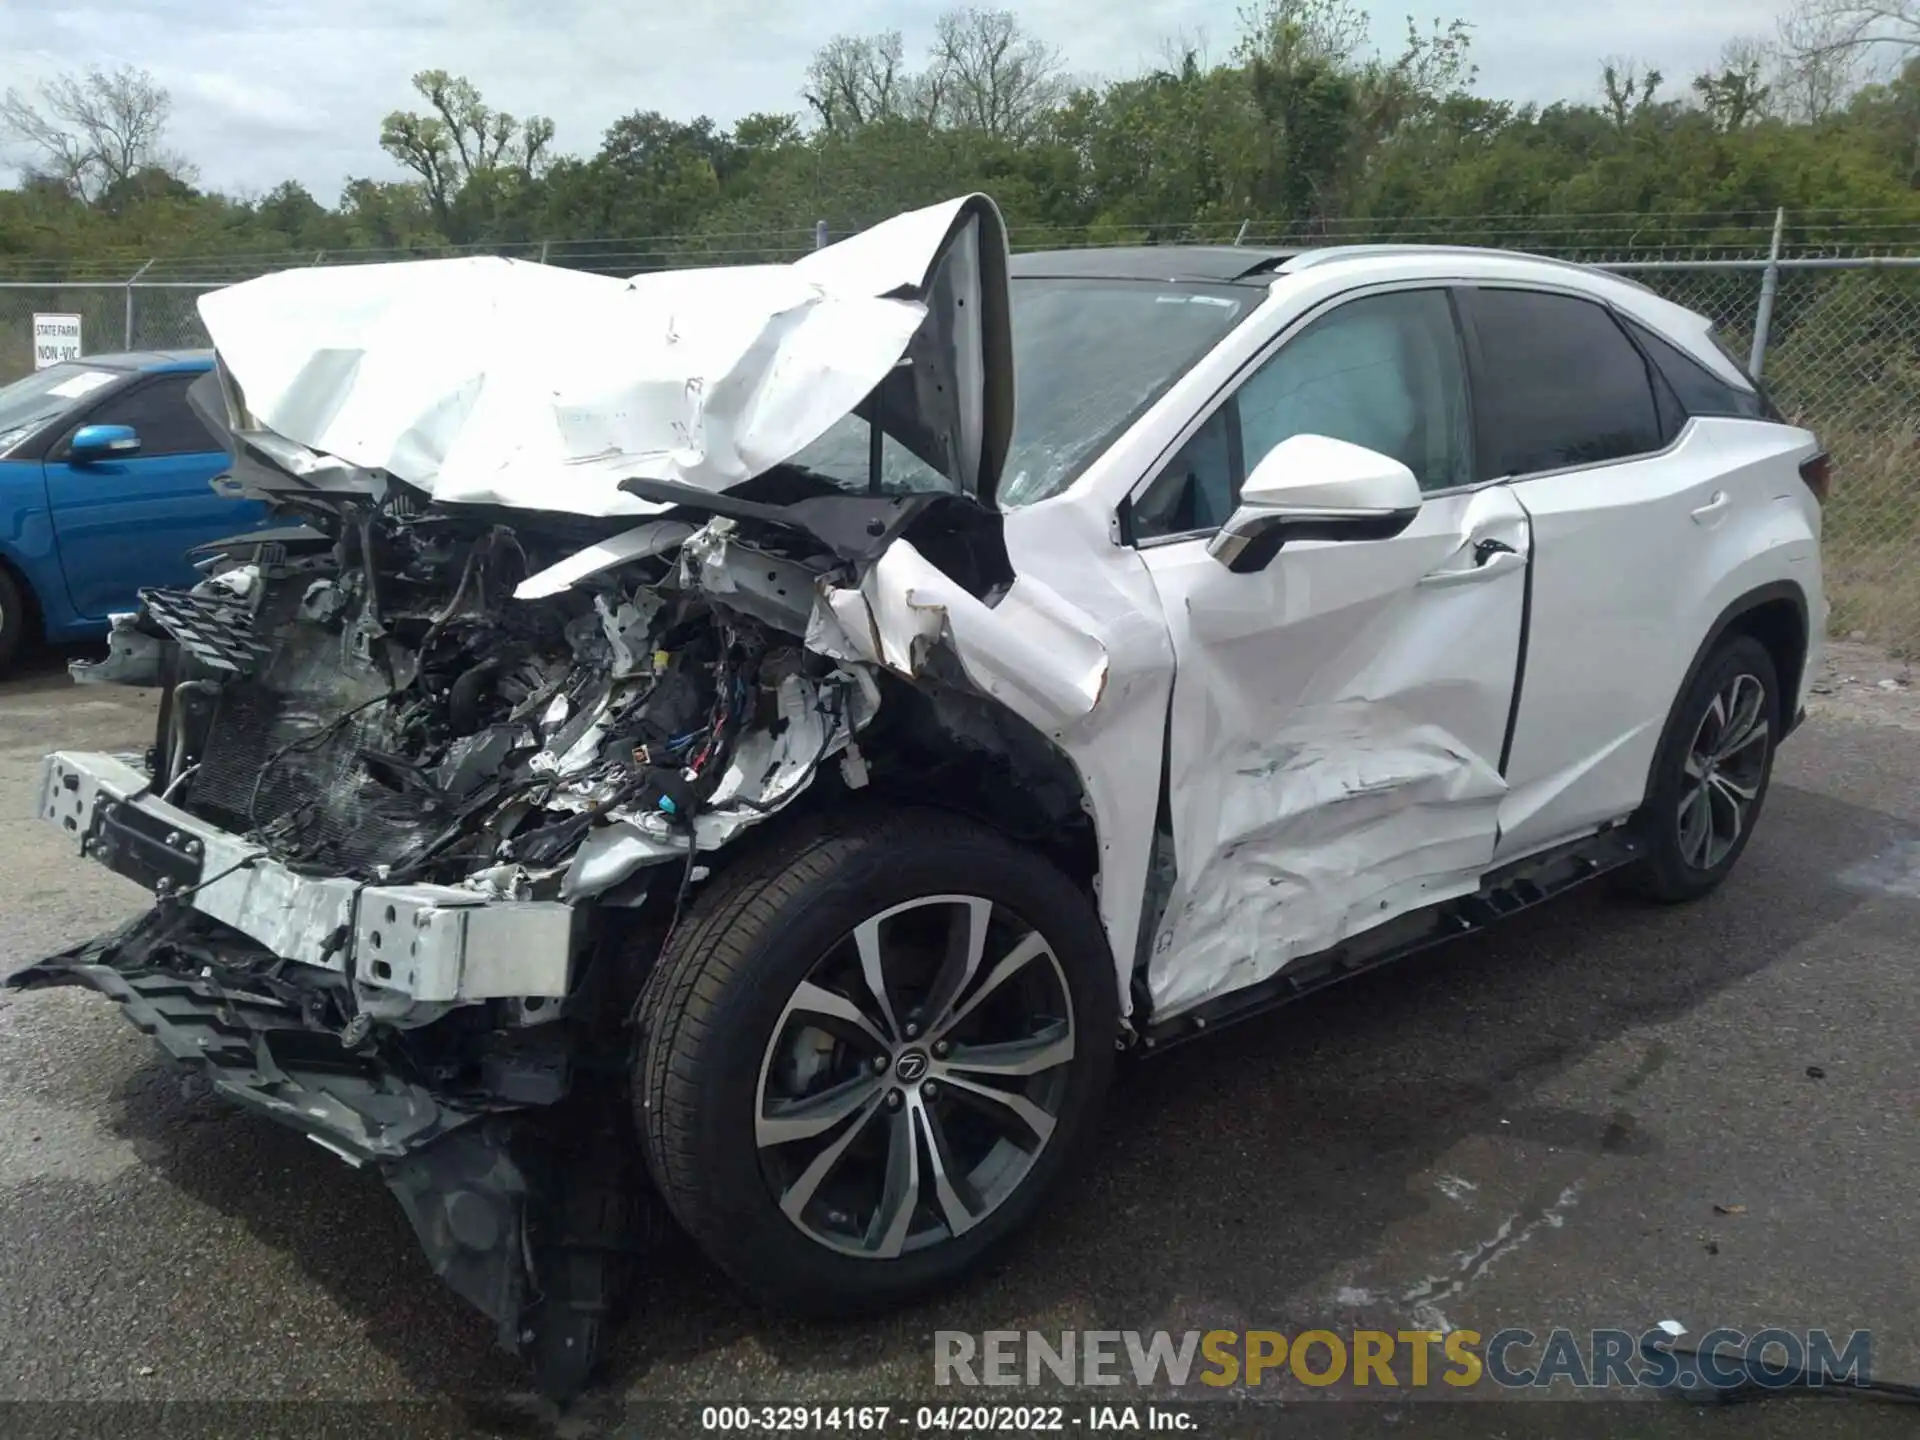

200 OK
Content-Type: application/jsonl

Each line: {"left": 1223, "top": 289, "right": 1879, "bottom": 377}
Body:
{"left": 1, "top": 640, "right": 1916, "bottom": 1438}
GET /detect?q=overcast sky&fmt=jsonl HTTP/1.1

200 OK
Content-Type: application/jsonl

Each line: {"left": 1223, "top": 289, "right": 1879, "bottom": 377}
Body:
{"left": 2, "top": 0, "right": 1785, "bottom": 201}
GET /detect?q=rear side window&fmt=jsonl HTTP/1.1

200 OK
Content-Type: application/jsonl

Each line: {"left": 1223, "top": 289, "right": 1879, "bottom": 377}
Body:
{"left": 66, "top": 373, "right": 224, "bottom": 458}
{"left": 1462, "top": 288, "right": 1664, "bottom": 478}
{"left": 1623, "top": 318, "right": 1775, "bottom": 422}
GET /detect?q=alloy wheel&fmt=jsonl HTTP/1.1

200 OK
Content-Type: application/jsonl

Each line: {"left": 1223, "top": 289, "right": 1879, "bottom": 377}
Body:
{"left": 1677, "top": 671, "right": 1769, "bottom": 871}
{"left": 754, "top": 894, "right": 1076, "bottom": 1260}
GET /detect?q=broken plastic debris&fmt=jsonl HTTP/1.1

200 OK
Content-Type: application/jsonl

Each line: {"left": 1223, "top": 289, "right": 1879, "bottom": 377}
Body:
{"left": 841, "top": 743, "right": 870, "bottom": 790}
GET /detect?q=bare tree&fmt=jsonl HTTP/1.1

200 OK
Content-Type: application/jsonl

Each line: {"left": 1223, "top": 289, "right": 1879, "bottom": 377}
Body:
{"left": 1154, "top": 28, "right": 1218, "bottom": 76}
{"left": 380, "top": 70, "right": 554, "bottom": 227}
{"left": 0, "top": 65, "right": 186, "bottom": 202}
{"left": 1781, "top": 0, "right": 1920, "bottom": 64}
{"left": 1775, "top": 0, "right": 1871, "bottom": 119}
{"left": 924, "top": 8, "right": 1068, "bottom": 138}
{"left": 804, "top": 31, "right": 915, "bottom": 132}
{"left": 1601, "top": 56, "right": 1665, "bottom": 126}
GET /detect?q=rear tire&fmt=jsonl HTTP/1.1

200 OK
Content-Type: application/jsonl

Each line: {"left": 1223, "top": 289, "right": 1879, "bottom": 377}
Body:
{"left": 1617, "top": 633, "right": 1779, "bottom": 903}
{"left": 634, "top": 806, "right": 1116, "bottom": 1315}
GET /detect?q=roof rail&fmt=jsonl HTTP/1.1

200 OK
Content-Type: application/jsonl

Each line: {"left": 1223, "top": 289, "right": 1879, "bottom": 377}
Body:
{"left": 1279, "top": 243, "right": 1658, "bottom": 294}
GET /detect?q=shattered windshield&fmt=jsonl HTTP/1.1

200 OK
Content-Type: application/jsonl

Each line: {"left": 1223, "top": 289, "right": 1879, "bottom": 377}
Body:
{"left": 789, "top": 277, "right": 1252, "bottom": 508}
{"left": 0, "top": 363, "right": 124, "bottom": 454}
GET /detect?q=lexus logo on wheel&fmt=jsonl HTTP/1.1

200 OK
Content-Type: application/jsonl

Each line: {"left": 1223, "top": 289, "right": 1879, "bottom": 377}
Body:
{"left": 894, "top": 1049, "right": 929, "bottom": 1083}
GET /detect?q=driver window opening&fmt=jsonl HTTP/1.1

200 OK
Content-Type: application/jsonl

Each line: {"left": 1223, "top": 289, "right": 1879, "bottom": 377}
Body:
{"left": 1132, "top": 288, "right": 1474, "bottom": 542}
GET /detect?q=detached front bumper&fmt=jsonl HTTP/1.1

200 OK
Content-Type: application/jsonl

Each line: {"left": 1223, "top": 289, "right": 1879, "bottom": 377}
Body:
{"left": 8, "top": 913, "right": 533, "bottom": 1344}
{"left": 25, "top": 755, "right": 646, "bottom": 1388}
{"left": 38, "top": 750, "right": 577, "bottom": 1012}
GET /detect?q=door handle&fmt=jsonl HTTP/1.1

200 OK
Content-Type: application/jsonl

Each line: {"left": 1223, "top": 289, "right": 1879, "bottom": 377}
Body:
{"left": 1419, "top": 547, "right": 1526, "bottom": 588}
{"left": 1690, "top": 491, "right": 1730, "bottom": 525}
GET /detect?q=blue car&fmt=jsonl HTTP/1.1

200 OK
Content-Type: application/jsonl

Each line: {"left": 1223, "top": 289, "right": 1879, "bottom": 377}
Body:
{"left": 0, "top": 350, "right": 266, "bottom": 673}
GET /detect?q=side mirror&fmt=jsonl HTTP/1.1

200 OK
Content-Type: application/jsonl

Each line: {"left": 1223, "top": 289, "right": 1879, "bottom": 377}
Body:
{"left": 69, "top": 424, "right": 141, "bottom": 464}
{"left": 1207, "top": 434, "right": 1423, "bottom": 574}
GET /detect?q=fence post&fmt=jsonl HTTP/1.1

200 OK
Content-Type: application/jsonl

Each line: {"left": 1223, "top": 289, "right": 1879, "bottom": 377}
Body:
{"left": 1748, "top": 208, "right": 1785, "bottom": 379}
{"left": 124, "top": 258, "right": 155, "bottom": 349}
{"left": 815, "top": 220, "right": 829, "bottom": 250}
{"left": 1233, "top": 218, "right": 1250, "bottom": 246}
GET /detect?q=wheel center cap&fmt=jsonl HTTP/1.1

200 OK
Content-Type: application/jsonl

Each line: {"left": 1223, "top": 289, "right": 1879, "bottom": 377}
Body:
{"left": 893, "top": 1049, "right": 930, "bottom": 1083}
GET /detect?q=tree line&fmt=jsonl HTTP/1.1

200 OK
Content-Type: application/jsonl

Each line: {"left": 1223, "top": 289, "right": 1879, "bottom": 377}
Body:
{"left": 3, "top": 0, "right": 1919, "bottom": 274}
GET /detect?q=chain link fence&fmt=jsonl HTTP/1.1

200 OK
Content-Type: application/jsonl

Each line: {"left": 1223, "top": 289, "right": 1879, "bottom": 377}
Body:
{"left": 0, "top": 227, "right": 1914, "bottom": 651}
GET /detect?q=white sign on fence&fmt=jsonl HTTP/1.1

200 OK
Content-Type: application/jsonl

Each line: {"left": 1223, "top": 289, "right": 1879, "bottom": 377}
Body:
{"left": 32, "top": 313, "right": 84, "bottom": 369}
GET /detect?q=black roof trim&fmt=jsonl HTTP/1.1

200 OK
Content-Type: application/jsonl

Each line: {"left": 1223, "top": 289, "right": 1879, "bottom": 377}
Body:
{"left": 1008, "top": 245, "right": 1303, "bottom": 284}
{"left": 64, "top": 348, "right": 213, "bottom": 371}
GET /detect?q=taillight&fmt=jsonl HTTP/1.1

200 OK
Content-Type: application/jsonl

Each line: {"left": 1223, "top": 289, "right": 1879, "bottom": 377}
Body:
{"left": 1799, "top": 451, "right": 1831, "bottom": 505}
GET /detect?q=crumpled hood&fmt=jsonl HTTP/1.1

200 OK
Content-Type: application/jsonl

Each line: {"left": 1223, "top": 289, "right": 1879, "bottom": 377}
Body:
{"left": 197, "top": 194, "right": 1013, "bottom": 517}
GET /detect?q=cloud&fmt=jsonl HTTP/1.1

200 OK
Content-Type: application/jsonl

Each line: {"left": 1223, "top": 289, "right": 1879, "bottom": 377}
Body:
{"left": 0, "top": 0, "right": 1790, "bottom": 202}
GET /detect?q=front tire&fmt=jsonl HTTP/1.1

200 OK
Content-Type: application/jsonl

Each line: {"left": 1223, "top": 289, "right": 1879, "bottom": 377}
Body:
{"left": 635, "top": 807, "right": 1117, "bottom": 1314}
{"left": 1619, "top": 633, "right": 1779, "bottom": 903}
{"left": 0, "top": 565, "right": 28, "bottom": 674}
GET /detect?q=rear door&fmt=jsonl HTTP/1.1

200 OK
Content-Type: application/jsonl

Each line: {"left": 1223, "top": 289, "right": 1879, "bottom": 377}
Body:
{"left": 1130, "top": 284, "right": 1530, "bottom": 1020}
{"left": 1459, "top": 286, "right": 1735, "bottom": 862}
{"left": 43, "top": 371, "right": 258, "bottom": 619}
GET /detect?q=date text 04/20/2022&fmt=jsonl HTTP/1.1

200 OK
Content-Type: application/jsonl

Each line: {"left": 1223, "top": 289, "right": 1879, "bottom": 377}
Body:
{"left": 699, "top": 1405, "right": 1194, "bottom": 1432}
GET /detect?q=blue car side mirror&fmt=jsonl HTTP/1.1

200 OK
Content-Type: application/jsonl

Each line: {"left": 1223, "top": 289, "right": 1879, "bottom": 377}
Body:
{"left": 69, "top": 424, "right": 141, "bottom": 463}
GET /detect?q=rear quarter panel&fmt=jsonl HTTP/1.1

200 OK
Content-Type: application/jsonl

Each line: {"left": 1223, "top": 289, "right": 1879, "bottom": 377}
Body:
{"left": 1496, "top": 417, "right": 1821, "bottom": 860}
{"left": 1702, "top": 418, "right": 1827, "bottom": 718}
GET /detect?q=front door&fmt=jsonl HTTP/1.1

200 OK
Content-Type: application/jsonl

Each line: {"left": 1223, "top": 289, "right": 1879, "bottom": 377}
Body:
{"left": 1128, "top": 285, "right": 1530, "bottom": 1020}
{"left": 44, "top": 372, "right": 259, "bottom": 619}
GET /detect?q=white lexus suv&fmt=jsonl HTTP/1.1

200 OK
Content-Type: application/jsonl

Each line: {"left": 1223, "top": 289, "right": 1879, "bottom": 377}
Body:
{"left": 15, "top": 195, "right": 1825, "bottom": 1397}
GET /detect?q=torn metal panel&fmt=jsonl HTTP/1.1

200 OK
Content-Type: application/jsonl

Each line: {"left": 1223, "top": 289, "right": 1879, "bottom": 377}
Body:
{"left": 560, "top": 821, "right": 679, "bottom": 901}
{"left": 828, "top": 540, "right": 1109, "bottom": 727}
{"left": 197, "top": 195, "right": 1013, "bottom": 517}
{"left": 513, "top": 520, "right": 696, "bottom": 600}
{"left": 794, "top": 195, "right": 1014, "bottom": 502}
{"left": 672, "top": 519, "right": 821, "bottom": 635}
{"left": 809, "top": 493, "right": 1181, "bottom": 1017}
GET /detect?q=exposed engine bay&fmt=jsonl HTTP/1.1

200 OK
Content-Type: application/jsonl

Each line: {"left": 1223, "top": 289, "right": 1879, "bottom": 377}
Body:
{"left": 126, "top": 447, "right": 1085, "bottom": 986}
{"left": 156, "top": 489, "right": 872, "bottom": 904}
